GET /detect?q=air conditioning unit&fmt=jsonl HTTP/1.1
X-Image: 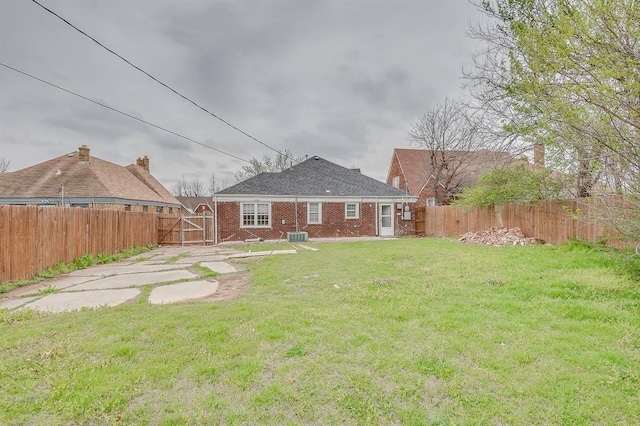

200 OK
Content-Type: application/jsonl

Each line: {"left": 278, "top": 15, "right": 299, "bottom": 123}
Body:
{"left": 287, "top": 231, "right": 309, "bottom": 242}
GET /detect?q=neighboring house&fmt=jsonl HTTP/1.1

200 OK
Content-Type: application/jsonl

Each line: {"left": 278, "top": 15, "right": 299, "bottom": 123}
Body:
{"left": 214, "top": 156, "right": 416, "bottom": 241}
{"left": 386, "top": 148, "right": 513, "bottom": 206}
{"left": 177, "top": 196, "right": 214, "bottom": 214}
{"left": 0, "top": 145, "right": 182, "bottom": 213}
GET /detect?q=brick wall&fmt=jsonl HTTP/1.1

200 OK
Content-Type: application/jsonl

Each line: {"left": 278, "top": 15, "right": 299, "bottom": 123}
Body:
{"left": 394, "top": 203, "right": 417, "bottom": 236}
{"left": 386, "top": 155, "right": 404, "bottom": 189}
{"left": 387, "top": 155, "right": 433, "bottom": 208}
{"left": 217, "top": 201, "right": 416, "bottom": 241}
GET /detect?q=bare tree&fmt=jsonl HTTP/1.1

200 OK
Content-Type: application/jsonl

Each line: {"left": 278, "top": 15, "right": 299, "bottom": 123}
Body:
{"left": 0, "top": 157, "right": 10, "bottom": 172}
{"left": 234, "top": 149, "right": 303, "bottom": 182}
{"left": 408, "top": 99, "right": 506, "bottom": 205}
{"left": 171, "top": 177, "right": 205, "bottom": 197}
{"left": 208, "top": 174, "right": 228, "bottom": 195}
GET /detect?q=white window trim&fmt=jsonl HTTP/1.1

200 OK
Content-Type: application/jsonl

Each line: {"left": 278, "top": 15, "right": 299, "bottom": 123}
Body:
{"left": 240, "top": 202, "right": 272, "bottom": 228}
{"left": 307, "top": 202, "right": 322, "bottom": 224}
{"left": 345, "top": 202, "right": 359, "bottom": 219}
{"left": 392, "top": 176, "right": 400, "bottom": 188}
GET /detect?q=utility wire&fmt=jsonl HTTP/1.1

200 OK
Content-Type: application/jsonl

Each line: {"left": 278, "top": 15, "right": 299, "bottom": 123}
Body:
{"left": 1, "top": 62, "right": 378, "bottom": 192}
{"left": 30, "top": 0, "right": 291, "bottom": 160}
{"left": 0, "top": 61, "right": 251, "bottom": 164}
{"left": 18, "top": 3, "right": 389, "bottom": 191}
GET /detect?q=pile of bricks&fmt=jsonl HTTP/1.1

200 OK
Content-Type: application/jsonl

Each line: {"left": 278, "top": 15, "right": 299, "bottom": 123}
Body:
{"left": 458, "top": 227, "right": 539, "bottom": 246}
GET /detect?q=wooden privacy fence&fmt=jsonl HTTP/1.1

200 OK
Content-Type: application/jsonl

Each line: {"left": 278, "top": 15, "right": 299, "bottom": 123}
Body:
{"left": 0, "top": 205, "right": 164, "bottom": 283}
{"left": 417, "top": 198, "right": 623, "bottom": 246}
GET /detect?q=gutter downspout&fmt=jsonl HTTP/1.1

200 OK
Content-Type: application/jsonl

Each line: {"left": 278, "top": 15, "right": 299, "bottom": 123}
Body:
{"left": 295, "top": 198, "right": 299, "bottom": 232}
{"left": 375, "top": 198, "right": 379, "bottom": 236}
{"left": 213, "top": 195, "right": 218, "bottom": 245}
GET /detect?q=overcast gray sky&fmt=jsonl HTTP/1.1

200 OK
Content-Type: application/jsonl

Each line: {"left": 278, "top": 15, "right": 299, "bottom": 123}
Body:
{"left": 1, "top": 0, "right": 484, "bottom": 190}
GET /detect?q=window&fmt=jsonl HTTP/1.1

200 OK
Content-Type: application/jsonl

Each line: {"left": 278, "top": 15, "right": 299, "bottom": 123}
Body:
{"left": 124, "top": 204, "right": 131, "bottom": 211}
{"left": 169, "top": 208, "right": 173, "bottom": 214}
{"left": 307, "top": 202, "right": 322, "bottom": 224}
{"left": 156, "top": 206, "right": 164, "bottom": 213}
{"left": 142, "top": 205, "right": 148, "bottom": 213}
{"left": 426, "top": 198, "right": 436, "bottom": 207}
{"left": 392, "top": 176, "right": 400, "bottom": 188}
{"left": 345, "top": 203, "right": 359, "bottom": 219}
{"left": 242, "top": 203, "right": 271, "bottom": 227}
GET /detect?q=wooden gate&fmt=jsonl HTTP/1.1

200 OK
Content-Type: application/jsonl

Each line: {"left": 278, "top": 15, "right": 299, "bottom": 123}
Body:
{"left": 415, "top": 207, "right": 426, "bottom": 236}
{"left": 158, "top": 212, "right": 215, "bottom": 245}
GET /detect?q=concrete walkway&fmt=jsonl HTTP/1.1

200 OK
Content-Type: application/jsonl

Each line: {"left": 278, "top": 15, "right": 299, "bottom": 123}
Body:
{"left": 0, "top": 245, "right": 251, "bottom": 313}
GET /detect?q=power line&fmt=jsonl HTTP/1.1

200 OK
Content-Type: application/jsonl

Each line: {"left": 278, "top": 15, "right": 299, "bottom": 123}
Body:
{"left": 3, "top": 61, "right": 397, "bottom": 196}
{"left": 17, "top": 4, "right": 388, "bottom": 191}
{"left": 0, "top": 61, "right": 251, "bottom": 164}
{"left": 30, "top": 0, "right": 291, "bottom": 160}
{"left": 1, "top": 60, "right": 376, "bottom": 191}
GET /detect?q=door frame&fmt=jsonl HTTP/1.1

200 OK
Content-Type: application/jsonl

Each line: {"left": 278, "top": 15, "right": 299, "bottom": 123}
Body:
{"left": 379, "top": 203, "right": 394, "bottom": 237}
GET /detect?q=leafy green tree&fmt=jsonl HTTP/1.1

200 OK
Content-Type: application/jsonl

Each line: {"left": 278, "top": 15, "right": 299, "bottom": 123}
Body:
{"left": 454, "top": 164, "right": 565, "bottom": 226}
{"left": 468, "top": 0, "right": 640, "bottom": 237}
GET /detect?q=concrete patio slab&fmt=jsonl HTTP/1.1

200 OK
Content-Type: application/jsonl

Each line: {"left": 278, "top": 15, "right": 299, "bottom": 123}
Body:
{"left": 173, "top": 255, "right": 229, "bottom": 264}
{"left": 295, "top": 244, "right": 321, "bottom": 252}
{"left": 69, "top": 263, "right": 185, "bottom": 277}
{"left": 226, "top": 249, "right": 297, "bottom": 259}
{"left": 48, "top": 275, "right": 100, "bottom": 290}
{"left": 22, "top": 289, "right": 141, "bottom": 313}
{"left": 71, "top": 270, "right": 197, "bottom": 291}
{"left": 199, "top": 262, "right": 237, "bottom": 274}
{"left": 1, "top": 296, "right": 40, "bottom": 310}
{"left": 148, "top": 280, "right": 219, "bottom": 305}
{"left": 150, "top": 250, "right": 194, "bottom": 261}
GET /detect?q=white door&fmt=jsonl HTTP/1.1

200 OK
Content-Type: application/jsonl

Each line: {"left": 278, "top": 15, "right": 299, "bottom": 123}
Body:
{"left": 379, "top": 204, "right": 394, "bottom": 236}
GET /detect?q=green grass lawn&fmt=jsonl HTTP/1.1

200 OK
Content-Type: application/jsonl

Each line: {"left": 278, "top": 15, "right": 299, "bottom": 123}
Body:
{"left": 1, "top": 239, "right": 639, "bottom": 424}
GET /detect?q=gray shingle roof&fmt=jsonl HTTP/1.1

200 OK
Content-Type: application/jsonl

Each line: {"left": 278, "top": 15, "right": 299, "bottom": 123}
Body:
{"left": 219, "top": 156, "right": 408, "bottom": 197}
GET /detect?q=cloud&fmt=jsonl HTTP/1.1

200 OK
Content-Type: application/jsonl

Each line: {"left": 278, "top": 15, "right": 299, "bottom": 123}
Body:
{"left": 0, "top": 0, "right": 484, "bottom": 189}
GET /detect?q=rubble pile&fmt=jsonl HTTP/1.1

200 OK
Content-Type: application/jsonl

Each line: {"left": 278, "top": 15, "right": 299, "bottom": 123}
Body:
{"left": 458, "top": 227, "right": 539, "bottom": 246}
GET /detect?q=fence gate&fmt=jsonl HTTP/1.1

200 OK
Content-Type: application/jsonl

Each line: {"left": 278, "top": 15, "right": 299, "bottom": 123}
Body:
{"left": 158, "top": 212, "right": 215, "bottom": 245}
{"left": 415, "top": 207, "right": 426, "bottom": 236}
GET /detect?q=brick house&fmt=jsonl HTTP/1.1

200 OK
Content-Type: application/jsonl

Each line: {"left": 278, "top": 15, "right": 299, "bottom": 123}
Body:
{"left": 386, "top": 148, "right": 512, "bottom": 207}
{"left": 0, "top": 145, "right": 182, "bottom": 212}
{"left": 214, "top": 156, "right": 416, "bottom": 242}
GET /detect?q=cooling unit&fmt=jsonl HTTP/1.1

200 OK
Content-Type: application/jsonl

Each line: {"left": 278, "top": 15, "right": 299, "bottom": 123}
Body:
{"left": 287, "top": 232, "right": 309, "bottom": 242}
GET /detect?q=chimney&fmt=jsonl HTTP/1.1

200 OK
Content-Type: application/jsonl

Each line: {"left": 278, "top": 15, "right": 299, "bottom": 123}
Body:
{"left": 136, "top": 156, "right": 150, "bottom": 171}
{"left": 78, "top": 145, "right": 90, "bottom": 163}
{"left": 534, "top": 143, "right": 545, "bottom": 167}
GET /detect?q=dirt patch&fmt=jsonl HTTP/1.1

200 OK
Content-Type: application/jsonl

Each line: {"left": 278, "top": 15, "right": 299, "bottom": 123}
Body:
{"left": 199, "top": 272, "right": 250, "bottom": 302}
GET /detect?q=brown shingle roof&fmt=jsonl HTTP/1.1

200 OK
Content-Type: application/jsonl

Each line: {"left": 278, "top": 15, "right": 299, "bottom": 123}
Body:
{"left": 0, "top": 148, "right": 180, "bottom": 206}
{"left": 175, "top": 196, "right": 214, "bottom": 213}
{"left": 389, "top": 148, "right": 513, "bottom": 196}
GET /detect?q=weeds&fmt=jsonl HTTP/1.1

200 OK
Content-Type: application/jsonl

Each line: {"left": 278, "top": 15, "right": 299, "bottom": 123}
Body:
{"left": 0, "top": 244, "right": 156, "bottom": 294}
{"left": 21, "top": 285, "right": 61, "bottom": 298}
{"left": 167, "top": 253, "right": 189, "bottom": 263}
{"left": 191, "top": 263, "right": 220, "bottom": 279}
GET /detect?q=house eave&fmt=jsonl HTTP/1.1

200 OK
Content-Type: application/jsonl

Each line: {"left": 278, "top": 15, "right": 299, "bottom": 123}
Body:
{"left": 214, "top": 194, "right": 417, "bottom": 203}
{"left": 0, "top": 197, "right": 182, "bottom": 208}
